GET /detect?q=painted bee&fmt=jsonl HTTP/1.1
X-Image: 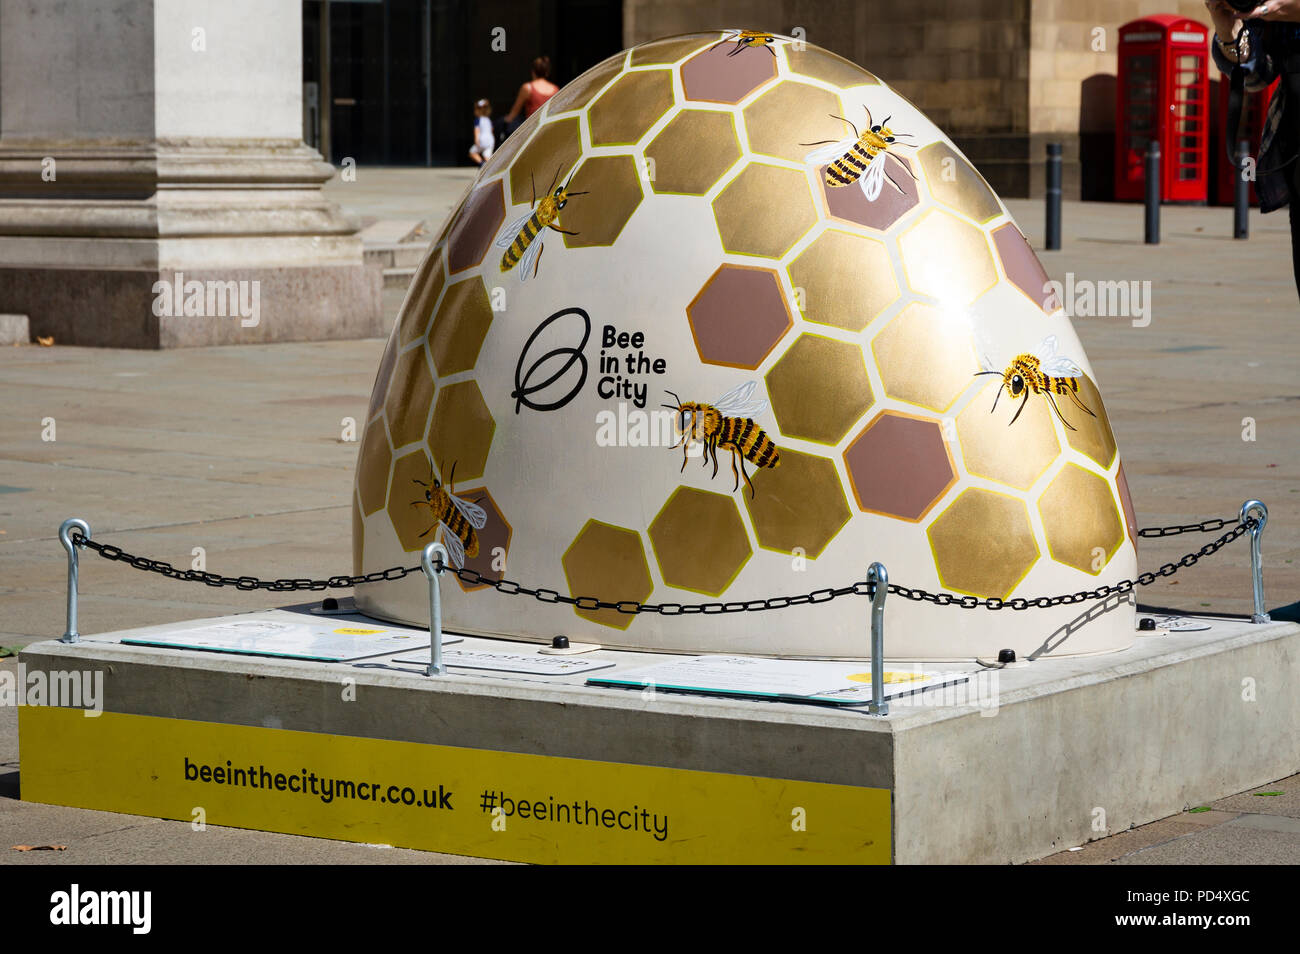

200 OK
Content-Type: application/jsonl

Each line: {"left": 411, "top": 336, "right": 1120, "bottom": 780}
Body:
{"left": 411, "top": 460, "right": 488, "bottom": 569}
{"left": 801, "top": 105, "right": 918, "bottom": 201}
{"left": 975, "top": 335, "right": 1097, "bottom": 431}
{"left": 495, "top": 165, "right": 588, "bottom": 281}
{"left": 709, "top": 29, "right": 777, "bottom": 57}
{"left": 663, "top": 380, "right": 780, "bottom": 498}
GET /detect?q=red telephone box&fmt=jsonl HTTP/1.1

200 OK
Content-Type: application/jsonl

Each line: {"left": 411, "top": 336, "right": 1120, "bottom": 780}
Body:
{"left": 1214, "top": 77, "right": 1279, "bottom": 205}
{"left": 1115, "top": 15, "right": 1210, "bottom": 203}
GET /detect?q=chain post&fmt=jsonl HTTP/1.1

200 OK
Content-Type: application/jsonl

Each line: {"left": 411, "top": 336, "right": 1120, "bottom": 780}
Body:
{"left": 867, "top": 562, "right": 888, "bottom": 716}
{"left": 58, "top": 518, "right": 91, "bottom": 644}
{"left": 1239, "top": 500, "right": 1269, "bottom": 623}
{"left": 421, "top": 543, "right": 450, "bottom": 676}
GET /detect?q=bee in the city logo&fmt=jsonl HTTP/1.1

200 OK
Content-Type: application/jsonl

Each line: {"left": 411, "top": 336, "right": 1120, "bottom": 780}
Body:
{"left": 975, "top": 334, "right": 1096, "bottom": 431}
{"left": 663, "top": 380, "right": 780, "bottom": 498}
{"left": 496, "top": 165, "right": 588, "bottom": 281}
{"left": 709, "top": 29, "right": 777, "bottom": 57}
{"left": 411, "top": 460, "right": 488, "bottom": 568}
{"left": 801, "top": 105, "right": 918, "bottom": 201}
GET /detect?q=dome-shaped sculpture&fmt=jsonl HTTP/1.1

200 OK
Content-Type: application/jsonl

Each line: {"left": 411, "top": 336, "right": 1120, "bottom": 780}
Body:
{"left": 352, "top": 31, "right": 1138, "bottom": 659}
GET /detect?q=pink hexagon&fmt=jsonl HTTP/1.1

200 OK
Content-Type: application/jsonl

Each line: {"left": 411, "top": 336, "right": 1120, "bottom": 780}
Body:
{"left": 821, "top": 154, "right": 920, "bottom": 231}
{"left": 991, "top": 223, "right": 1059, "bottom": 313}
{"left": 686, "top": 265, "right": 793, "bottom": 369}
{"left": 455, "top": 488, "right": 513, "bottom": 593}
{"left": 447, "top": 178, "right": 505, "bottom": 274}
{"left": 843, "top": 411, "right": 957, "bottom": 521}
{"left": 681, "top": 41, "right": 778, "bottom": 104}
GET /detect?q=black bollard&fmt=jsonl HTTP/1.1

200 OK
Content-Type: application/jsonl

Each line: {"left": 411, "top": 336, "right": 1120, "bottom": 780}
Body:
{"left": 1234, "top": 140, "right": 1250, "bottom": 240}
{"left": 1144, "top": 140, "right": 1161, "bottom": 245}
{"left": 1045, "top": 143, "right": 1062, "bottom": 250}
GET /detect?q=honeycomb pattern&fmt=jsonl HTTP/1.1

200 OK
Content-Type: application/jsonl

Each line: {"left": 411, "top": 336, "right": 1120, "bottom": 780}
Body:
{"left": 427, "top": 381, "right": 495, "bottom": 482}
{"left": 844, "top": 412, "right": 956, "bottom": 521}
{"left": 447, "top": 179, "right": 504, "bottom": 274}
{"left": 713, "top": 162, "right": 816, "bottom": 258}
{"left": 681, "top": 40, "right": 778, "bottom": 103}
{"left": 744, "top": 449, "right": 850, "bottom": 558}
{"left": 645, "top": 110, "right": 742, "bottom": 195}
{"left": 898, "top": 208, "right": 997, "bottom": 304}
{"left": 399, "top": 245, "right": 445, "bottom": 346}
{"left": 560, "top": 155, "right": 644, "bottom": 248}
{"left": 820, "top": 152, "right": 920, "bottom": 231}
{"left": 687, "top": 265, "right": 792, "bottom": 369}
{"left": 743, "top": 81, "right": 842, "bottom": 163}
{"left": 367, "top": 327, "right": 398, "bottom": 420}
{"left": 871, "top": 303, "right": 976, "bottom": 413}
{"left": 509, "top": 117, "right": 582, "bottom": 207}
{"left": 786, "top": 46, "right": 879, "bottom": 88}
{"left": 387, "top": 449, "right": 440, "bottom": 552}
{"left": 429, "top": 277, "right": 492, "bottom": 375}
{"left": 356, "top": 418, "right": 392, "bottom": 516}
{"left": 589, "top": 69, "right": 675, "bottom": 146}
{"left": 562, "top": 520, "right": 653, "bottom": 630}
{"left": 1064, "top": 375, "right": 1117, "bottom": 468}
{"left": 787, "top": 229, "right": 897, "bottom": 332}
{"left": 957, "top": 378, "right": 1061, "bottom": 490}
{"left": 766, "top": 334, "right": 873, "bottom": 444}
{"left": 629, "top": 35, "right": 709, "bottom": 66}
{"left": 383, "top": 346, "right": 434, "bottom": 448}
{"left": 1039, "top": 464, "right": 1124, "bottom": 574}
{"left": 544, "top": 53, "right": 625, "bottom": 114}
{"left": 918, "top": 142, "right": 1003, "bottom": 224}
{"left": 455, "top": 489, "right": 512, "bottom": 593}
{"left": 1116, "top": 462, "right": 1138, "bottom": 551}
{"left": 992, "top": 223, "right": 1060, "bottom": 313}
{"left": 649, "top": 487, "right": 752, "bottom": 595}
{"left": 928, "top": 488, "right": 1040, "bottom": 599}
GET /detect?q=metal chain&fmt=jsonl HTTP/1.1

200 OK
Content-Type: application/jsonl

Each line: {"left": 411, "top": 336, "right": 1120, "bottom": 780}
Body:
{"left": 69, "top": 515, "right": 1256, "bottom": 614}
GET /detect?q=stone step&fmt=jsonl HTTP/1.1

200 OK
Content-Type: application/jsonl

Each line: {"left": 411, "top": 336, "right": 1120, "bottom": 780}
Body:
{"left": 363, "top": 243, "right": 429, "bottom": 270}
{"left": 383, "top": 267, "right": 417, "bottom": 289}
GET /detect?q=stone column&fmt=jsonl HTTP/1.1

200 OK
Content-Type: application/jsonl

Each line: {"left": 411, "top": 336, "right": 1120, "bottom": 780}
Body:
{"left": 0, "top": 0, "right": 381, "bottom": 347}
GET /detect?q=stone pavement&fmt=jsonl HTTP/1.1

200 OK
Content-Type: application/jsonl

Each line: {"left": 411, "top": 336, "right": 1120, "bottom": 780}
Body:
{"left": 0, "top": 168, "right": 1296, "bottom": 864}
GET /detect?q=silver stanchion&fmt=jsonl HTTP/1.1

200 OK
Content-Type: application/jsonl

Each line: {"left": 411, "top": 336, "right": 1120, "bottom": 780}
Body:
{"left": 58, "top": 518, "right": 91, "bottom": 644}
{"left": 421, "top": 542, "right": 450, "bottom": 675}
{"left": 867, "top": 562, "right": 888, "bottom": 716}
{"left": 1240, "top": 500, "right": 1269, "bottom": 623}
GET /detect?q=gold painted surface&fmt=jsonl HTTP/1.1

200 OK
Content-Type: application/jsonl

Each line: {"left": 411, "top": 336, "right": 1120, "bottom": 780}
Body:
{"left": 1116, "top": 461, "right": 1138, "bottom": 550}
{"left": 508, "top": 117, "right": 583, "bottom": 208}
{"left": 1064, "top": 375, "right": 1117, "bottom": 468}
{"left": 742, "top": 81, "right": 843, "bottom": 163}
{"left": 870, "top": 303, "right": 977, "bottom": 412}
{"left": 352, "top": 495, "right": 364, "bottom": 575}
{"left": 917, "top": 142, "right": 1003, "bottom": 224}
{"left": 630, "top": 34, "right": 711, "bottom": 65}
{"left": 589, "top": 69, "right": 675, "bottom": 146}
{"left": 957, "top": 378, "right": 1061, "bottom": 490}
{"left": 765, "top": 333, "right": 874, "bottom": 445}
{"left": 561, "top": 519, "right": 653, "bottom": 630}
{"left": 744, "top": 448, "right": 850, "bottom": 557}
{"left": 784, "top": 46, "right": 879, "bottom": 88}
{"left": 356, "top": 418, "right": 393, "bottom": 517}
{"left": 645, "top": 109, "right": 742, "bottom": 195}
{"left": 383, "top": 346, "right": 435, "bottom": 449}
{"left": 898, "top": 209, "right": 997, "bottom": 305}
{"left": 712, "top": 162, "right": 817, "bottom": 259}
{"left": 366, "top": 325, "right": 399, "bottom": 421}
{"left": 927, "top": 488, "right": 1039, "bottom": 600}
{"left": 561, "top": 155, "right": 644, "bottom": 248}
{"left": 544, "top": 52, "right": 626, "bottom": 115}
{"left": 789, "top": 230, "right": 897, "bottom": 332}
{"left": 427, "top": 381, "right": 495, "bottom": 483}
{"left": 648, "top": 487, "right": 752, "bottom": 596}
{"left": 1039, "top": 463, "right": 1124, "bottom": 574}
{"left": 398, "top": 244, "right": 446, "bottom": 347}
{"left": 387, "top": 449, "right": 439, "bottom": 552}
{"left": 429, "top": 277, "right": 493, "bottom": 375}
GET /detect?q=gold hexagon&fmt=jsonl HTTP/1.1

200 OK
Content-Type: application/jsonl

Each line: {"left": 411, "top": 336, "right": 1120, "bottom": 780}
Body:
{"left": 427, "top": 381, "right": 495, "bottom": 483}
{"left": 927, "top": 488, "right": 1039, "bottom": 600}
{"left": 645, "top": 109, "right": 742, "bottom": 196}
{"left": 918, "top": 142, "right": 1003, "bottom": 224}
{"left": 712, "top": 162, "right": 817, "bottom": 259}
{"left": 789, "top": 229, "right": 898, "bottom": 332}
{"left": 509, "top": 117, "right": 583, "bottom": 208}
{"left": 785, "top": 46, "right": 879, "bottom": 89}
{"left": 766, "top": 333, "right": 874, "bottom": 445}
{"left": 870, "top": 303, "right": 977, "bottom": 412}
{"left": 561, "top": 155, "right": 644, "bottom": 248}
{"left": 1064, "top": 375, "right": 1117, "bottom": 468}
{"left": 387, "top": 449, "right": 439, "bottom": 553}
{"left": 957, "top": 378, "right": 1061, "bottom": 490}
{"left": 429, "top": 277, "right": 493, "bottom": 375}
{"left": 589, "top": 69, "right": 675, "bottom": 146}
{"left": 649, "top": 487, "right": 752, "bottom": 596}
{"left": 383, "top": 345, "right": 435, "bottom": 448}
{"left": 398, "top": 244, "right": 446, "bottom": 347}
{"left": 356, "top": 417, "right": 393, "bottom": 517}
{"left": 631, "top": 34, "right": 711, "bottom": 66}
{"left": 544, "top": 52, "right": 626, "bottom": 115}
{"left": 898, "top": 209, "right": 997, "bottom": 305}
{"left": 744, "top": 448, "right": 850, "bottom": 558}
{"left": 1039, "top": 464, "right": 1124, "bottom": 575}
{"left": 561, "top": 519, "right": 653, "bottom": 631}
{"left": 743, "top": 80, "right": 843, "bottom": 163}
{"left": 352, "top": 494, "right": 364, "bottom": 575}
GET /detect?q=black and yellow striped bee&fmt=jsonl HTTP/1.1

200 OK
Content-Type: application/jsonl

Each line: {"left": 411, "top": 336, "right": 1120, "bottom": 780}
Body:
{"left": 663, "top": 381, "right": 780, "bottom": 498}
{"left": 801, "top": 105, "right": 918, "bottom": 201}
{"left": 975, "top": 335, "right": 1097, "bottom": 431}
{"left": 494, "top": 166, "right": 588, "bottom": 281}
{"left": 709, "top": 29, "right": 777, "bottom": 57}
{"left": 411, "top": 460, "right": 487, "bottom": 569}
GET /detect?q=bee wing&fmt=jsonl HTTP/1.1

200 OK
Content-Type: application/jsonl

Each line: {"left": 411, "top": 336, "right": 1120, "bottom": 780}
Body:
{"left": 861, "top": 151, "right": 887, "bottom": 201}
{"left": 1041, "top": 354, "right": 1083, "bottom": 377}
{"left": 439, "top": 525, "right": 466, "bottom": 570}
{"left": 804, "top": 138, "right": 854, "bottom": 167}
{"left": 1034, "top": 335, "right": 1060, "bottom": 362}
{"left": 495, "top": 213, "right": 533, "bottom": 249}
{"left": 516, "top": 232, "right": 543, "bottom": 282}
{"left": 450, "top": 493, "right": 488, "bottom": 530}
{"left": 712, "top": 380, "right": 767, "bottom": 417}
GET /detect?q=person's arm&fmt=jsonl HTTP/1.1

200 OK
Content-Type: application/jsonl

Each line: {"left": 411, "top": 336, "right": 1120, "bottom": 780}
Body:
{"left": 503, "top": 82, "right": 530, "bottom": 122}
{"left": 1208, "top": 2, "right": 1283, "bottom": 88}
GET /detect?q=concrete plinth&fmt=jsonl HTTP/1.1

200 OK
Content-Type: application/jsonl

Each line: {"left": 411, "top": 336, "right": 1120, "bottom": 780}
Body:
{"left": 16, "top": 605, "right": 1300, "bottom": 864}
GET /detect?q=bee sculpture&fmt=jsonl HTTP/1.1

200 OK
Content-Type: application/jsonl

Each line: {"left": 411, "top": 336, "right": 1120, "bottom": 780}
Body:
{"left": 801, "top": 105, "right": 918, "bottom": 201}
{"left": 496, "top": 165, "right": 588, "bottom": 281}
{"left": 709, "top": 29, "right": 777, "bottom": 57}
{"left": 975, "top": 335, "right": 1096, "bottom": 431}
{"left": 663, "top": 380, "right": 780, "bottom": 498}
{"left": 411, "top": 460, "right": 488, "bottom": 569}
